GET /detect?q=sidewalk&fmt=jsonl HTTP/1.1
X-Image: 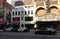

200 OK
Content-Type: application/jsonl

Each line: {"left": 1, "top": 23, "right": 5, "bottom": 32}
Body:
{"left": 57, "top": 31, "right": 60, "bottom": 33}
{"left": 0, "top": 29, "right": 60, "bottom": 33}
{"left": 30, "top": 30, "right": 35, "bottom": 32}
{"left": 30, "top": 29, "right": 60, "bottom": 33}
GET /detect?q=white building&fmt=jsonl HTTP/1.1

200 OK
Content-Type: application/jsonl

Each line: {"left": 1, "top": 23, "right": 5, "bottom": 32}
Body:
{"left": 11, "top": 5, "right": 35, "bottom": 29}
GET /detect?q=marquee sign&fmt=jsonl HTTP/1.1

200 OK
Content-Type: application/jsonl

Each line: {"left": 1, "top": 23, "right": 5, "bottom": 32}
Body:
{"left": 37, "top": 13, "right": 60, "bottom": 21}
{"left": 34, "top": 0, "right": 46, "bottom": 2}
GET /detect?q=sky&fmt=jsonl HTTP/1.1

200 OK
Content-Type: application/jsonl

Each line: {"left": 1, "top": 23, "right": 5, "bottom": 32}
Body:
{"left": 7, "top": 0, "right": 21, "bottom": 4}
{"left": 7, "top": 0, "right": 11, "bottom": 4}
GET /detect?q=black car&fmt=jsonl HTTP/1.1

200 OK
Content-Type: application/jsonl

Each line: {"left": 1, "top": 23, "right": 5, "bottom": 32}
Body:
{"left": 3, "top": 23, "right": 29, "bottom": 32}
{"left": 11, "top": 24, "right": 29, "bottom": 32}
{"left": 11, "top": 24, "right": 20, "bottom": 32}
{"left": 4, "top": 23, "right": 19, "bottom": 32}
{"left": 34, "top": 27, "right": 56, "bottom": 35}
{"left": 3, "top": 24, "right": 13, "bottom": 32}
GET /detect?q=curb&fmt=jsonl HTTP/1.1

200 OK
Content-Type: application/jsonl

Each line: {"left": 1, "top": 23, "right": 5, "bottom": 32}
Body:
{"left": 57, "top": 31, "right": 60, "bottom": 33}
{"left": 0, "top": 30, "right": 3, "bottom": 32}
{"left": 30, "top": 30, "right": 60, "bottom": 33}
{"left": 30, "top": 30, "right": 35, "bottom": 32}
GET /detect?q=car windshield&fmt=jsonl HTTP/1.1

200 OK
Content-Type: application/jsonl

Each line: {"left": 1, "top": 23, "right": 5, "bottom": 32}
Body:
{"left": 5, "top": 24, "right": 12, "bottom": 28}
{"left": 12, "top": 24, "right": 20, "bottom": 29}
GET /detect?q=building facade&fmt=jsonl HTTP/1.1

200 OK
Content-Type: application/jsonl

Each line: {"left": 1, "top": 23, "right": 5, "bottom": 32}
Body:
{"left": 0, "top": 0, "right": 13, "bottom": 29}
{"left": 11, "top": 0, "right": 60, "bottom": 30}
{"left": 11, "top": 0, "right": 22, "bottom": 7}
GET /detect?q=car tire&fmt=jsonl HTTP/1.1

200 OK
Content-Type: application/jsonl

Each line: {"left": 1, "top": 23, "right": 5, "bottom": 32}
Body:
{"left": 35, "top": 31, "right": 39, "bottom": 35}
{"left": 3, "top": 29, "right": 6, "bottom": 32}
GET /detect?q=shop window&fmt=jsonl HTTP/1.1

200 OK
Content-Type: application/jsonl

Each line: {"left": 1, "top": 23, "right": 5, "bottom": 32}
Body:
{"left": 13, "top": 17, "right": 20, "bottom": 22}
{"left": 25, "top": 17, "right": 33, "bottom": 21}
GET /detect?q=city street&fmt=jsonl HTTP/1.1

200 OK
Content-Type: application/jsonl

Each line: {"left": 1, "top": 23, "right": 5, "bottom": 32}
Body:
{"left": 0, "top": 31, "right": 60, "bottom": 39}
{"left": 0, "top": 0, "right": 60, "bottom": 39}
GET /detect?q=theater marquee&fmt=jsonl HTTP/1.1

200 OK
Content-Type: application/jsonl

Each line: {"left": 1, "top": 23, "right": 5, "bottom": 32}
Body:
{"left": 37, "top": 13, "right": 60, "bottom": 21}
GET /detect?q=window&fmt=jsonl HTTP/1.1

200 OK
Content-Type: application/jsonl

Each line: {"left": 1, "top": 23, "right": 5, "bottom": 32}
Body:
{"left": 25, "top": 11, "right": 27, "bottom": 14}
{"left": 28, "top": 10, "right": 30, "bottom": 14}
{"left": 15, "top": 11, "right": 17, "bottom": 15}
{"left": 25, "top": 17, "right": 33, "bottom": 21}
{"left": 9, "top": 12, "right": 11, "bottom": 16}
{"left": 0, "top": 11, "right": 4, "bottom": 18}
{"left": 18, "top": 11, "right": 20, "bottom": 15}
{"left": 12, "top": 11, "right": 14, "bottom": 15}
{"left": 13, "top": 17, "right": 20, "bottom": 22}
{"left": 21, "top": 17, "right": 23, "bottom": 21}
{"left": 21, "top": 11, "right": 24, "bottom": 14}
{"left": 31, "top": 10, "right": 33, "bottom": 14}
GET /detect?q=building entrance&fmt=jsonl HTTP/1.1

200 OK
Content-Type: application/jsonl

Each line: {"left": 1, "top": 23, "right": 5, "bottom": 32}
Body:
{"left": 36, "top": 21, "right": 60, "bottom": 31}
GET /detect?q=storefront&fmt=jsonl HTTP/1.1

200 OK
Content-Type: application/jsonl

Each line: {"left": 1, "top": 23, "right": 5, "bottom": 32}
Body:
{"left": 36, "top": 13, "right": 60, "bottom": 31}
{"left": 36, "top": 21, "right": 60, "bottom": 29}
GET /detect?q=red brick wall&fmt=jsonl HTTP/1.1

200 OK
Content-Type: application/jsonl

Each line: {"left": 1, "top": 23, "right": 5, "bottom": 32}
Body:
{"left": 0, "top": 0, "right": 3, "bottom": 8}
{"left": 0, "top": 0, "right": 13, "bottom": 9}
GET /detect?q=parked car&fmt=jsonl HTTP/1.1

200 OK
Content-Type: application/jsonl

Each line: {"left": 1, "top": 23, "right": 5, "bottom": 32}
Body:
{"left": 3, "top": 24, "right": 12, "bottom": 32}
{"left": 11, "top": 28, "right": 18, "bottom": 32}
{"left": 4, "top": 23, "right": 29, "bottom": 32}
{"left": 34, "top": 26, "right": 56, "bottom": 35}
{"left": 4, "top": 24, "right": 19, "bottom": 32}
{"left": 18, "top": 27, "right": 29, "bottom": 32}
{"left": 10, "top": 24, "right": 19, "bottom": 32}
{"left": 11, "top": 24, "right": 29, "bottom": 32}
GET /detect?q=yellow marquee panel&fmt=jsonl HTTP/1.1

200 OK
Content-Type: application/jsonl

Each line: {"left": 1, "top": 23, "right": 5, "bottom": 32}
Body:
{"left": 36, "top": 9, "right": 46, "bottom": 16}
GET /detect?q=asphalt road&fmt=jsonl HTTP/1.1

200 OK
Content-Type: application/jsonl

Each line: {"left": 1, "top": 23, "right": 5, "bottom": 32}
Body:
{"left": 0, "top": 32, "right": 60, "bottom": 39}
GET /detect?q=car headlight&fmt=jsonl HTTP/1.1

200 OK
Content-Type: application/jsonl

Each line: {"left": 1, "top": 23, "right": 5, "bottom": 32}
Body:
{"left": 51, "top": 29, "right": 55, "bottom": 31}
{"left": 8, "top": 28, "right": 12, "bottom": 30}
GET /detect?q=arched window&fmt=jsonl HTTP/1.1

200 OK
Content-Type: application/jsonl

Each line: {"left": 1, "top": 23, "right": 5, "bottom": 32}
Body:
{"left": 48, "top": 6, "right": 58, "bottom": 15}
{"left": 36, "top": 8, "right": 46, "bottom": 16}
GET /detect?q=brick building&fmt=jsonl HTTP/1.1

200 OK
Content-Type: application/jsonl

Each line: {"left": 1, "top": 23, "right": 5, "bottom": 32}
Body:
{"left": 0, "top": 0, "right": 14, "bottom": 29}
{"left": 11, "top": 0, "right": 60, "bottom": 30}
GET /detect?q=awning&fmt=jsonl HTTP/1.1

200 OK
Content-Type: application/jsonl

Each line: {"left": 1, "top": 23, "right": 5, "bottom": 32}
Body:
{"left": 0, "top": 21, "right": 7, "bottom": 24}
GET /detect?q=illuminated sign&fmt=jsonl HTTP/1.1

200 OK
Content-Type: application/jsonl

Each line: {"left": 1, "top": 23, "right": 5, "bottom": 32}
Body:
{"left": 37, "top": 13, "right": 60, "bottom": 21}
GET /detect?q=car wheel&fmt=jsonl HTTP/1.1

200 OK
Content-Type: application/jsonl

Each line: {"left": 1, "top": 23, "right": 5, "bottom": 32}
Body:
{"left": 52, "top": 33, "right": 56, "bottom": 35}
{"left": 3, "top": 30, "right": 6, "bottom": 32}
{"left": 24, "top": 29, "right": 29, "bottom": 32}
{"left": 35, "top": 31, "right": 39, "bottom": 35}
